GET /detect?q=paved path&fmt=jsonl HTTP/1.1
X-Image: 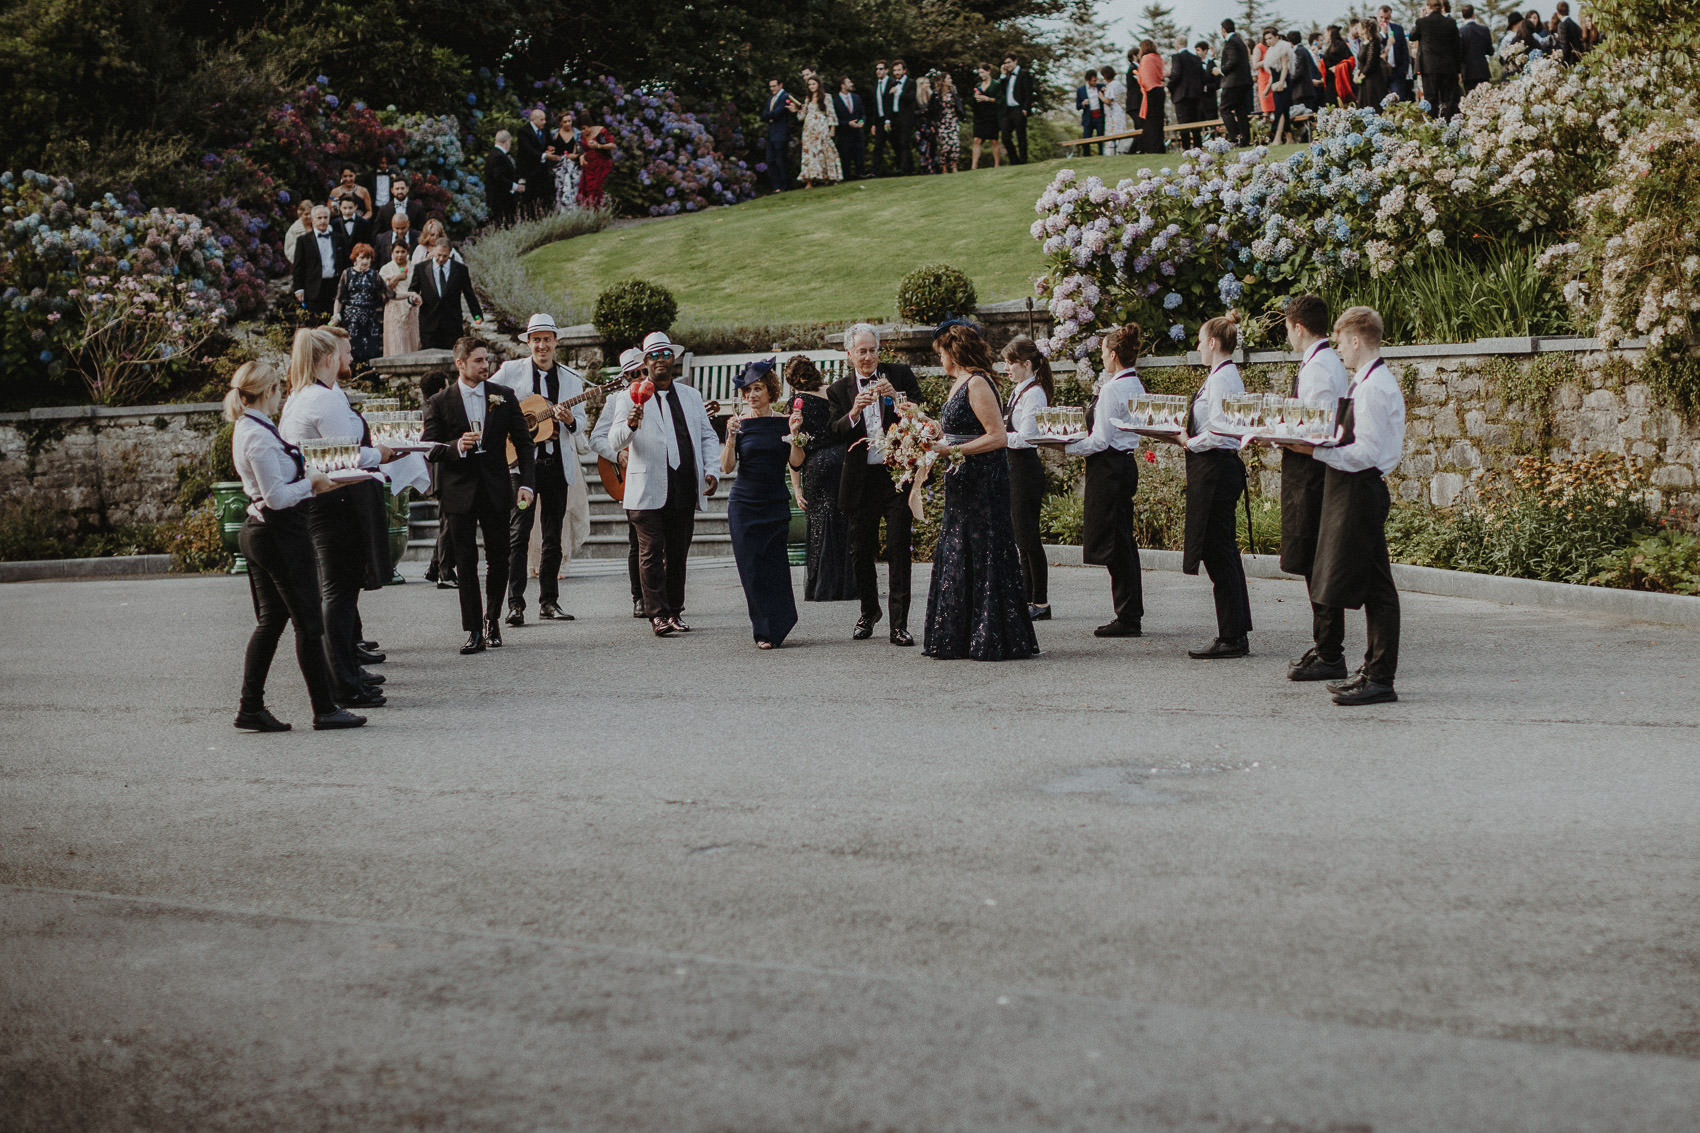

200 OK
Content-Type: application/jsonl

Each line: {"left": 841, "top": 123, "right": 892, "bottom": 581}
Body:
{"left": 3, "top": 561, "right": 1699, "bottom": 1131}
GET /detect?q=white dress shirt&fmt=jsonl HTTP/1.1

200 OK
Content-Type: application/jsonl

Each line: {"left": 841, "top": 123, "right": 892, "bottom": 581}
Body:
{"left": 491, "top": 358, "right": 583, "bottom": 476}
{"left": 458, "top": 379, "right": 488, "bottom": 434}
{"left": 1067, "top": 368, "right": 1146, "bottom": 456}
{"left": 1317, "top": 359, "right": 1406, "bottom": 476}
{"left": 1006, "top": 67, "right": 1021, "bottom": 106}
{"left": 855, "top": 373, "right": 888, "bottom": 465}
{"left": 373, "top": 171, "right": 392, "bottom": 206}
{"left": 233, "top": 411, "right": 314, "bottom": 521}
{"left": 279, "top": 380, "right": 381, "bottom": 469}
{"left": 1295, "top": 340, "right": 1351, "bottom": 409}
{"left": 314, "top": 230, "right": 336, "bottom": 278}
{"left": 1184, "top": 360, "right": 1245, "bottom": 453}
{"left": 1004, "top": 379, "right": 1048, "bottom": 451}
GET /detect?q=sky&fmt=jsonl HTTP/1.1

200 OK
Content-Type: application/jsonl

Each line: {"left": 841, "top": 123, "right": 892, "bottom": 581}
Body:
{"left": 1095, "top": 0, "right": 1362, "bottom": 49}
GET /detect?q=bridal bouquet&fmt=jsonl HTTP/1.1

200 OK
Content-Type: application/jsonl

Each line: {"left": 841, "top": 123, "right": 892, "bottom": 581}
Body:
{"left": 884, "top": 400, "right": 946, "bottom": 490}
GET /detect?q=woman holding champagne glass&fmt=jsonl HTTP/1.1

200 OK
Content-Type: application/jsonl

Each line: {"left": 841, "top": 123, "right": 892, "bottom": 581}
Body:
{"left": 227, "top": 361, "right": 366, "bottom": 732}
{"left": 722, "top": 359, "right": 799, "bottom": 648}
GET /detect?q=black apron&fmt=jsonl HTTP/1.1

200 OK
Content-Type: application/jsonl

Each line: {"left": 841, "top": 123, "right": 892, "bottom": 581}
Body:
{"left": 1308, "top": 396, "right": 1390, "bottom": 610}
{"left": 1278, "top": 449, "right": 1327, "bottom": 576}
{"left": 341, "top": 396, "right": 393, "bottom": 589}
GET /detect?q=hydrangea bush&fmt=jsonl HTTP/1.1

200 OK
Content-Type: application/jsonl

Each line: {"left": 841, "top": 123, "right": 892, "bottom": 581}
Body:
{"left": 389, "top": 112, "right": 486, "bottom": 233}
{"left": 572, "top": 77, "right": 756, "bottom": 217}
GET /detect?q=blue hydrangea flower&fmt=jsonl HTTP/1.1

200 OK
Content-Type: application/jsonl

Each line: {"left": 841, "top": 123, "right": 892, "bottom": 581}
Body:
{"left": 1163, "top": 292, "right": 1182, "bottom": 310}
{"left": 1170, "top": 324, "right": 1186, "bottom": 341}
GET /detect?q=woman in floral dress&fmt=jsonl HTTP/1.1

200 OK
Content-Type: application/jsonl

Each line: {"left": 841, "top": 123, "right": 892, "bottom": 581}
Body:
{"left": 333, "top": 244, "right": 395, "bottom": 364}
{"left": 914, "top": 77, "right": 938, "bottom": 174}
{"left": 935, "top": 72, "right": 964, "bottom": 173}
{"left": 551, "top": 110, "right": 582, "bottom": 211}
{"left": 795, "top": 76, "right": 842, "bottom": 187}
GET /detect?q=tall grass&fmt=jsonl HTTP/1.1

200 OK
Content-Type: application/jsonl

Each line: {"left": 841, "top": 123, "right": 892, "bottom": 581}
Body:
{"left": 463, "top": 207, "right": 612, "bottom": 330}
{"left": 1323, "top": 241, "right": 1574, "bottom": 345}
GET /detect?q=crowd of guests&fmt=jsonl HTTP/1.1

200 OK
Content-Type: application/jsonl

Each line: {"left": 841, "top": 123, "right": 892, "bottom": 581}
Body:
{"left": 761, "top": 53, "right": 1038, "bottom": 190}
{"left": 483, "top": 107, "right": 617, "bottom": 225}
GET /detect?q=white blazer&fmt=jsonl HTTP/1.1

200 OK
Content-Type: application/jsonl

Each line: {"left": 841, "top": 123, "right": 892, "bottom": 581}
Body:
{"left": 489, "top": 357, "right": 584, "bottom": 481}
{"left": 605, "top": 381, "right": 719, "bottom": 511}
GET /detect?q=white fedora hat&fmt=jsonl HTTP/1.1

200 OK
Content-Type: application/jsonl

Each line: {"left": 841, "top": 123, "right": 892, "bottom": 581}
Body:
{"left": 523, "top": 313, "right": 560, "bottom": 339}
{"left": 619, "top": 347, "right": 645, "bottom": 374}
{"left": 640, "top": 330, "right": 680, "bottom": 355}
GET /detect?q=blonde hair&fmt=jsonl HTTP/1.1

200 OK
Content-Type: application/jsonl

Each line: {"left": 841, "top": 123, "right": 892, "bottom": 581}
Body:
{"left": 287, "top": 327, "right": 340, "bottom": 393}
{"left": 1333, "top": 305, "right": 1385, "bottom": 346}
{"left": 1201, "top": 308, "right": 1241, "bottom": 354}
{"left": 224, "top": 361, "right": 284, "bottom": 422}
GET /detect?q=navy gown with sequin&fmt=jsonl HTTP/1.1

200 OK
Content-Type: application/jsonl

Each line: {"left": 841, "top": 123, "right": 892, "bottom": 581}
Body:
{"left": 922, "top": 373, "right": 1039, "bottom": 661}
{"left": 729, "top": 415, "right": 799, "bottom": 645}
{"left": 797, "top": 394, "right": 857, "bottom": 602}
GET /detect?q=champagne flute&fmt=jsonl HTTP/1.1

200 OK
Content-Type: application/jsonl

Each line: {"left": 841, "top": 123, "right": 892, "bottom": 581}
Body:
{"left": 467, "top": 420, "right": 484, "bottom": 455}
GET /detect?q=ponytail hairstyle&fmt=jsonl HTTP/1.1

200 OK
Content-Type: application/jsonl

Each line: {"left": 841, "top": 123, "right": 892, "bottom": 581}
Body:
{"left": 224, "top": 360, "right": 284, "bottom": 422}
{"left": 1101, "top": 323, "right": 1145, "bottom": 373}
{"left": 286, "top": 327, "right": 339, "bottom": 394}
{"left": 1001, "top": 335, "right": 1055, "bottom": 402}
{"left": 1200, "top": 308, "right": 1241, "bottom": 355}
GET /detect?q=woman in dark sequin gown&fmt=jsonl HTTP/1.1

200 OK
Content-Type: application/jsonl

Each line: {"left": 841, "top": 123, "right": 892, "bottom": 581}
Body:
{"left": 921, "top": 323, "right": 1039, "bottom": 661}
{"left": 333, "top": 244, "right": 394, "bottom": 364}
{"left": 722, "top": 359, "right": 799, "bottom": 648}
{"left": 784, "top": 356, "right": 857, "bottom": 602}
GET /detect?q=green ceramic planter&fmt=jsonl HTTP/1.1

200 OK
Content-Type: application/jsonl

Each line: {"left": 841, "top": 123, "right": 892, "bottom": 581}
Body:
{"left": 211, "top": 481, "right": 250, "bottom": 575}
{"left": 787, "top": 504, "right": 807, "bottom": 567}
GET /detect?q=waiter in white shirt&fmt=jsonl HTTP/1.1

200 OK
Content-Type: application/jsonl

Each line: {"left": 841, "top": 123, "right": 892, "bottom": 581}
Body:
{"left": 999, "top": 336, "right": 1054, "bottom": 621}
{"left": 1268, "top": 295, "right": 1352, "bottom": 682}
{"left": 1294, "top": 306, "right": 1405, "bottom": 706}
{"left": 1177, "top": 312, "right": 1253, "bottom": 660}
{"left": 1064, "top": 326, "right": 1148, "bottom": 637}
{"left": 491, "top": 314, "right": 588, "bottom": 626}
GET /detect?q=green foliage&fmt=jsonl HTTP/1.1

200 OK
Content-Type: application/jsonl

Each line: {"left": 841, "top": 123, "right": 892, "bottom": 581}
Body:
{"left": 0, "top": 502, "right": 166, "bottom": 561}
{"left": 1236, "top": 492, "right": 1281, "bottom": 555}
{"left": 592, "top": 279, "right": 679, "bottom": 354}
{"left": 896, "top": 264, "right": 978, "bottom": 325}
{"left": 1320, "top": 243, "right": 1571, "bottom": 347}
{"left": 464, "top": 207, "right": 613, "bottom": 328}
{"left": 1386, "top": 502, "right": 1466, "bottom": 568}
{"left": 1590, "top": 527, "right": 1700, "bottom": 595}
{"left": 1040, "top": 493, "right": 1084, "bottom": 545}
{"left": 208, "top": 422, "right": 240, "bottom": 484}
{"left": 167, "top": 501, "right": 232, "bottom": 574}
{"left": 1132, "top": 461, "right": 1188, "bottom": 550}
{"left": 1642, "top": 353, "right": 1700, "bottom": 423}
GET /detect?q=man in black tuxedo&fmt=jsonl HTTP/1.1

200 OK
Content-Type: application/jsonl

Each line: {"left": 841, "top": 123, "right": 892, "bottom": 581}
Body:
{"left": 485, "top": 129, "right": 521, "bottom": 227}
{"left": 360, "top": 154, "right": 399, "bottom": 213}
{"left": 1218, "top": 20, "right": 1254, "bottom": 147}
{"left": 827, "top": 323, "right": 923, "bottom": 646}
{"left": 291, "top": 205, "right": 347, "bottom": 320}
{"left": 1169, "top": 35, "right": 1207, "bottom": 150}
{"left": 834, "top": 76, "right": 869, "bottom": 180}
{"left": 887, "top": 59, "right": 917, "bottom": 175}
{"left": 1553, "top": 0, "right": 1586, "bottom": 62}
{"left": 1413, "top": 0, "right": 1463, "bottom": 116}
{"left": 409, "top": 239, "right": 484, "bottom": 349}
{"left": 332, "top": 196, "right": 372, "bottom": 249}
{"left": 998, "top": 53, "right": 1034, "bottom": 164}
{"left": 760, "top": 78, "right": 792, "bottom": 193}
{"left": 516, "top": 107, "right": 555, "bottom": 217}
{"left": 870, "top": 60, "right": 893, "bottom": 175}
{"left": 373, "top": 178, "right": 427, "bottom": 234}
{"left": 423, "top": 338, "right": 536, "bottom": 653}
{"left": 1199, "top": 41, "right": 1222, "bottom": 102}
{"left": 373, "top": 213, "right": 416, "bottom": 266}
{"left": 1458, "top": 5, "right": 1494, "bottom": 92}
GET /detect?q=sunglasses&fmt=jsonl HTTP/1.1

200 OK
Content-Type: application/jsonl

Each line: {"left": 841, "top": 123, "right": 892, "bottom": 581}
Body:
{"left": 645, "top": 348, "right": 675, "bottom": 360}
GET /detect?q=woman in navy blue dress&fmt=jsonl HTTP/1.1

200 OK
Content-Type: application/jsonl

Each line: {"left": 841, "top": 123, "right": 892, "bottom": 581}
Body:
{"left": 922, "top": 322, "right": 1039, "bottom": 661}
{"left": 720, "top": 359, "right": 800, "bottom": 648}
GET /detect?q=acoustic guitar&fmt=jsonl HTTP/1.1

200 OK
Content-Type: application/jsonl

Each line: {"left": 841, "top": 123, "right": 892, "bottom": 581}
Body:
{"left": 504, "top": 377, "right": 621, "bottom": 465}
{"left": 596, "top": 395, "right": 720, "bottom": 503}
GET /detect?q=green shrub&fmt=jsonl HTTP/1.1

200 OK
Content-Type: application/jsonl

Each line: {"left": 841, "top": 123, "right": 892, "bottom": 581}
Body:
{"left": 207, "top": 421, "right": 239, "bottom": 483}
{"left": 1132, "top": 461, "right": 1188, "bottom": 551}
{"left": 1590, "top": 528, "right": 1700, "bottom": 594}
{"left": 593, "top": 279, "right": 679, "bottom": 355}
{"left": 1039, "top": 493, "right": 1084, "bottom": 545}
{"left": 167, "top": 501, "right": 231, "bottom": 573}
{"left": 1386, "top": 503, "right": 1464, "bottom": 568}
{"left": 1236, "top": 493, "right": 1282, "bottom": 555}
{"left": 464, "top": 206, "right": 612, "bottom": 329}
{"left": 896, "top": 264, "right": 977, "bottom": 325}
{"left": 0, "top": 503, "right": 72, "bottom": 561}
{"left": 1448, "top": 452, "right": 1649, "bottom": 583}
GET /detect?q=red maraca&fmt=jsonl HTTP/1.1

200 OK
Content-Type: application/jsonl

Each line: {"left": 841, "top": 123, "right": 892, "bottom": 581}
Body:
{"left": 792, "top": 397, "right": 804, "bottom": 412}
{"left": 630, "top": 378, "right": 655, "bottom": 405}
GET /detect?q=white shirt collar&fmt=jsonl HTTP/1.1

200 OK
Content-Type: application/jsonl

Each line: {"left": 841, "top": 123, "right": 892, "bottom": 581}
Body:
{"left": 1302, "top": 339, "right": 1329, "bottom": 366}
{"left": 1350, "top": 357, "right": 1386, "bottom": 390}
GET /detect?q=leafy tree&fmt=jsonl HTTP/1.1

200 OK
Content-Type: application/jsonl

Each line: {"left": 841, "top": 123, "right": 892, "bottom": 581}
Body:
{"left": 1135, "top": 3, "right": 1185, "bottom": 48}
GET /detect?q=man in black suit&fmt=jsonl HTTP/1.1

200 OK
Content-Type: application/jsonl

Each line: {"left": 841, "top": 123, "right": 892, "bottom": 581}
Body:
{"left": 1553, "top": 0, "right": 1586, "bottom": 62}
{"left": 423, "top": 338, "right": 536, "bottom": 653}
{"left": 484, "top": 129, "right": 521, "bottom": 227}
{"left": 410, "top": 239, "right": 484, "bottom": 350}
{"left": 332, "top": 196, "right": 372, "bottom": 249}
{"left": 870, "top": 60, "right": 893, "bottom": 175}
{"left": 998, "top": 53, "right": 1034, "bottom": 164}
{"left": 1413, "top": 0, "right": 1463, "bottom": 116}
{"left": 1199, "top": 41, "right": 1221, "bottom": 102}
{"left": 360, "top": 154, "right": 399, "bottom": 213}
{"left": 1458, "top": 5, "right": 1495, "bottom": 92}
{"left": 373, "top": 213, "right": 416, "bottom": 266}
{"left": 887, "top": 60, "right": 917, "bottom": 175}
{"left": 1218, "top": 19, "right": 1254, "bottom": 147}
{"left": 827, "top": 323, "right": 923, "bottom": 646}
{"left": 516, "top": 107, "right": 555, "bottom": 218}
{"left": 834, "top": 77, "right": 869, "bottom": 180}
{"left": 373, "top": 178, "right": 427, "bottom": 234}
{"left": 1379, "top": 6, "right": 1414, "bottom": 101}
{"left": 291, "top": 205, "right": 347, "bottom": 320}
{"left": 760, "top": 78, "right": 792, "bottom": 193}
{"left": 1169, "top": 34, "right": 1207, "bottom": 150}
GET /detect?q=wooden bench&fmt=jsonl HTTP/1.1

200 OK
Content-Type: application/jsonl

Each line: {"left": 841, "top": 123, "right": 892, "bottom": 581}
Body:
{"left": 679, "top": 350, "right": 849, "bottom": 415}
{"left": 1164, "top": 117, "right": 1224, "bottom": 135}
{"left": 1059, "top": 128, "right": 1143, "bottom": 149}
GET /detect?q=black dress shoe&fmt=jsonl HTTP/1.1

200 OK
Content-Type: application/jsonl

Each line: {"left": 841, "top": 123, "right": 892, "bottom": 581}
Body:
{"left": 1028, "top": 604, "right": 1052, "bottom": 621}
{"left": 652, "top": 616, "right": 676, "bottom": 637}
{"left": 359, "top": 640, "right": 380, "bottom": 652}
{"left": 1334, "top": 680, "right": 1398, "bottom": 706}
{"left": 423, "top": 568, "right": 438, "bottom": 583}
{"left": 538, "top": 602, "right": 574, "bottom": 621}
{"left": 1188, "top": 636, "right": 1249, "bottom": 659}
{"left": 1327, "top": 670, "right": 1366, "bottom": 695}
{"left": 359, "top": 670, "right": 386, "bottom": 686}
{"left": 341, "top": 688, "right": 387, "bottom": 708}
{"left": 483, "top": 620, "right": 503, "bottom": 648}
{"left": 505, "top": 604, "right": 525, "bottom": 627}
{"left": 668, "top": 616, "right": 691, "bottom": 632}
{"left": 889, "top": 627, "right": 915, "bottom": 647}
{"left": 460, "top": 632, "right": 486, "bottom": 654}
{"left": 853, "top": 615, "right": 879, "bottom": 640}
{"left": 437, "top": 577, "right": 459, "bottom": 590}
{"left": 1288, "top": 650, "right": 1348, "bottom": 682}
{"left": 313, "top": 709, "right": 367, "bottom": 730}
{"left": 234, "top": 708, "right": 291, "bottom": 732}
{"left": 633, "top": 598, "right": 648, "bottom": 618}
{"left": 355, "top": 646, "right": 386, "bottom": 665}
{"left": 1094, "top": 619, "right": 1142, "bottom": 638}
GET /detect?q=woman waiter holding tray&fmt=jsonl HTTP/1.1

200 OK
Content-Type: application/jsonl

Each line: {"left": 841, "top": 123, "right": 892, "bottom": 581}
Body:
{"left": 226, "top": 361, "right": 367, "bottom": 732}
{"left": 1179, "top": 312, "right": 1253, "bottom": 659}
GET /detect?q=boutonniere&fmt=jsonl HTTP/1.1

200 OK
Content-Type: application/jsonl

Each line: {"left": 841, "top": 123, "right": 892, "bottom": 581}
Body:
{"left": 487, "top": 393, "right": 502, "bottom": 410}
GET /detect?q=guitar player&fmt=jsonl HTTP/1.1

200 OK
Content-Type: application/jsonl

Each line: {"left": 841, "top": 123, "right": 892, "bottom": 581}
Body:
{"left": 490, "top": 313, "right": 588, "bottom": 626}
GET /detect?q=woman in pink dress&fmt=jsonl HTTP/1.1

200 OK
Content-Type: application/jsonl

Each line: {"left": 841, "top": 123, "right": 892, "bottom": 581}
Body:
{"left": 379, "top": 240, "right": 421, "bottom": 355}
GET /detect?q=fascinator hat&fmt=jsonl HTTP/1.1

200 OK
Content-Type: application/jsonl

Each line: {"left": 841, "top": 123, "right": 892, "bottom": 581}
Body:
{"left": 734, "top": 357, "right": 779, "bottom": 388}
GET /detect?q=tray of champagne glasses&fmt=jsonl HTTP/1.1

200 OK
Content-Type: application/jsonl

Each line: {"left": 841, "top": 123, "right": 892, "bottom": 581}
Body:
{"left": 1212, "top": 394, "right": 1341, "bottom": 448}
{"left": 364, "top": 407, "right": 433, "bottom": 452}
{"left": 300, "top": 438, "right": 381, "bottom": 482}
{"left": 1029, "top": 405, "right": 1091, "bottom": 445}
{"left": 1116, "top": 393, "right": 1189, "bottom": 439}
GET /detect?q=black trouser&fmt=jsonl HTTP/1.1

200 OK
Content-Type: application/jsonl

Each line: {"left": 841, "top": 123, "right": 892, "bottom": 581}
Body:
{"left": 1007, "top": 448, "right": 1048, "bottom": 607}
{"left": 1423, "top": 72, "right": 1459, "bottom": 118}
{"left": 445, "top": 501, "right": 508, "bottom": 632}
{"left": 1219, "top": 85, "right": 1253, "bottom": 146}
{"left": 850, "top": 467, "right": 913, "bottom": 628}
{"left": 837, "top": 128, "right": 867, "bottom": 178}
{"left": 1082, "top": 449, "right": 1143, "bottom": 624}
{"left": 999, "top": 106, "right": 1029, "bottom": 164}
{"left": 1140, "top": 88, "right": 1166, "bottom": 153}
{"left": 872, "top": 120, "right": 892, "bottom": 175}
{"left": 429, "top": 521, "right": 454, "bottom": 581}
{"left": 1184, "top": 449, "right": 1253, "bottom": 639}
{"left": 508, "top": 456, "right": 569, "bottom": 608}
{"left": 1313, "top": 602, "right": 1347, "bottom": 664}
{"left": 765, "top": 136, "right": 788, "bottom": 191}
{"left": 891, "top": 114, "right": 915, "bottom": 174}
{"left": 627, "top": 522, "right": 642, "bottom": 603}
{"left": 305, "top": 492, "right": 367, "bottom": 699}
{"left": 1174, "top": 96, "right": 1206, "bottom": 150}
{"left": 629, "top": 504, "right": 695, "bottom": 619}
{"left": 239, "top": 512, "right": 338, "bottom": 717}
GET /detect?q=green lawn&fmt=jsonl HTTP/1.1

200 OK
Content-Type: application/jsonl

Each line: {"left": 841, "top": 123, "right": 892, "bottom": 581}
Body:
{"left": 526, "top": 146, "right": 1304, "bottom": 327}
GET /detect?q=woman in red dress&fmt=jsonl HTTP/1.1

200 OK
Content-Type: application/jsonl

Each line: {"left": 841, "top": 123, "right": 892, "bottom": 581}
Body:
{"left": 577, "top": 124, "right": 616, "bottom": 209}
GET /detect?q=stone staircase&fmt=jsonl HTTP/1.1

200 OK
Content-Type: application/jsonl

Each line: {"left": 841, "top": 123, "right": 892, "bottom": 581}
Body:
{"left": 404, "top": 451, "right": 736, "bottom": 562}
